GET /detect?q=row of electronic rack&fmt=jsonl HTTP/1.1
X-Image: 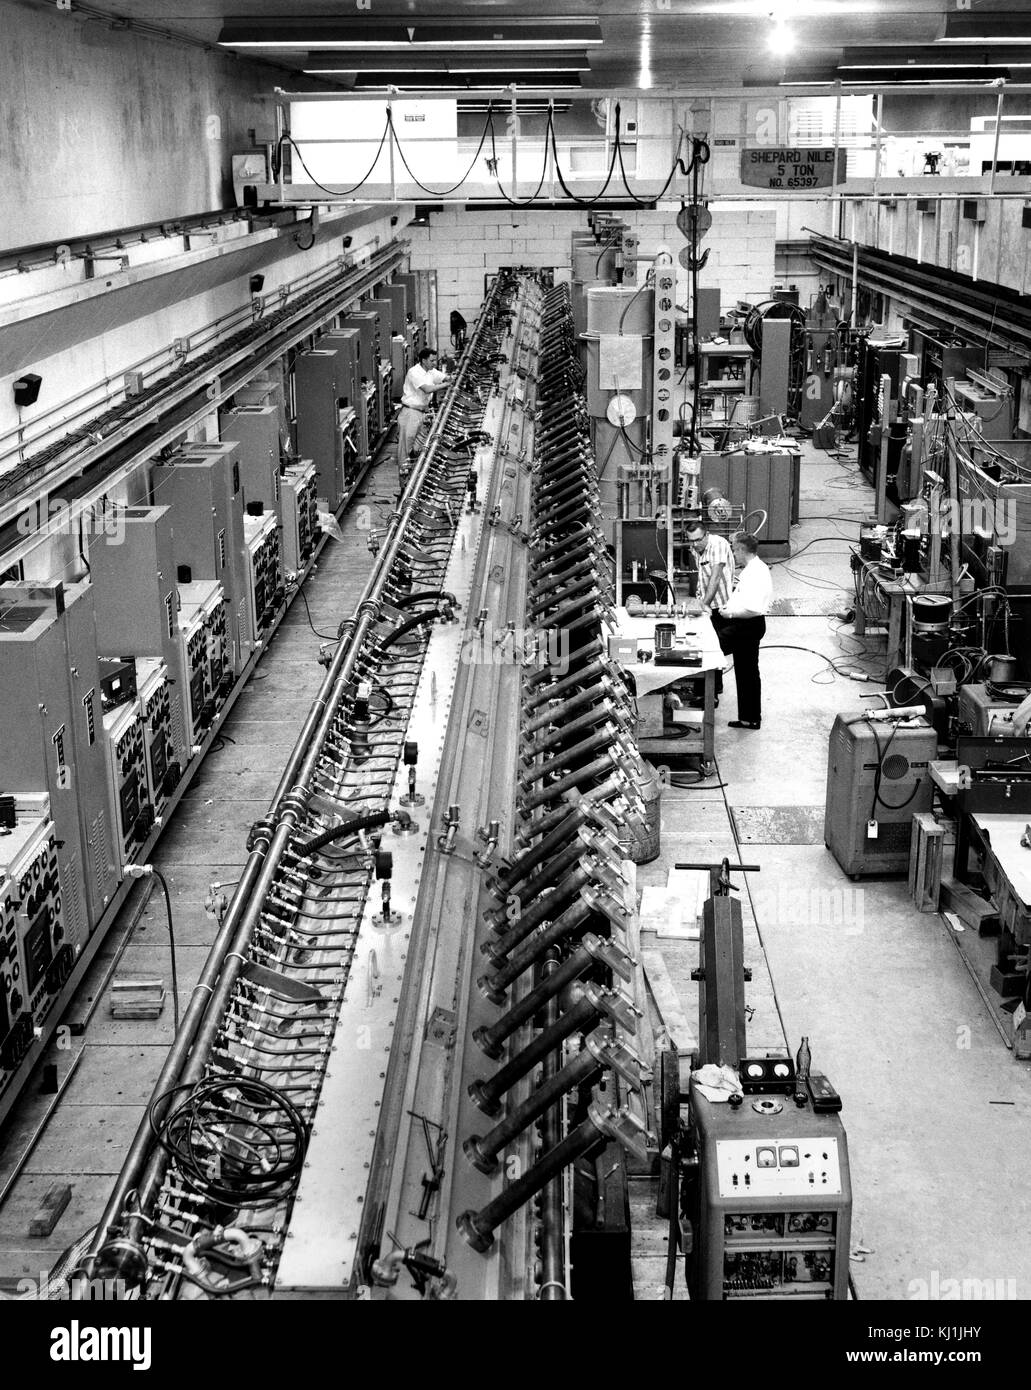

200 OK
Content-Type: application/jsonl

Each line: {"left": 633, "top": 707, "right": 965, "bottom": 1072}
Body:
{"left": 0, "top": 268, "right": 431, "bottom": 1124}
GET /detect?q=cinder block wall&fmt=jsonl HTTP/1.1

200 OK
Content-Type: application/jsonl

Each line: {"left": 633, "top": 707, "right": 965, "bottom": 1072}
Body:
{"left": 406, "top": 206, "right": 776, "bottom": 347}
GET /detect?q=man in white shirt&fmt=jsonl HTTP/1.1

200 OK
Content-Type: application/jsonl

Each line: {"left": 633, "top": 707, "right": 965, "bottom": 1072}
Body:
{"left": 712, "top": 533, "right": 773, "bottom": 729}
{"left": 397, "top": 348, "right": 451, "bottom": 479}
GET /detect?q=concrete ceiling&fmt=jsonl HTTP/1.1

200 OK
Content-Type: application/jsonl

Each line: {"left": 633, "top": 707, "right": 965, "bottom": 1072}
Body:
{"left": 67, "top": 1, "right": 1031, "bottom": 94}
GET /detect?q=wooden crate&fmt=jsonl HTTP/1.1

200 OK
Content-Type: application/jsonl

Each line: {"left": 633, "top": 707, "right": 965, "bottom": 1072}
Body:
{"left": 909, "top": 811, "right": 946, "bottom": 912}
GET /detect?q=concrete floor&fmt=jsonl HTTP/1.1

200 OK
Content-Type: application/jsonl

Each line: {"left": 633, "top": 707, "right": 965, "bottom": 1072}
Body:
{"left": 1, "top": 433, "right": 1029, "bottom": 1300}
{"left": 641, "top": 437, "right": 1031, "bottom": 1301}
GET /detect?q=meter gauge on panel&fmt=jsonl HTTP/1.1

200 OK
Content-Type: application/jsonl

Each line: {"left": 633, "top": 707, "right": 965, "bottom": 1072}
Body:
{"left": 606, "top": 394, "right": 638, "bottom": 428}
{"left": 755, "top": 1145, "right": 778, "bottom": 1170}
{"left": 741, "top": 1056, "right": 795, "bottom": 1093}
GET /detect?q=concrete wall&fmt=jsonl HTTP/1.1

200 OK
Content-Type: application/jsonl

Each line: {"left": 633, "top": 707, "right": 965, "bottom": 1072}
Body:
{"left": 0, "top": 1, "right": 292, "bottom": 249}
{"left": 406, "top": 205, "right": 777, "bottom": 346}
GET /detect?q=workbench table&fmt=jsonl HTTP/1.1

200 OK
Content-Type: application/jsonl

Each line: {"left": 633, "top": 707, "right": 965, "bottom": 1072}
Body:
{"left": 969, "top": 812, "right": 1031, "bottom": 945}
{"left": 608, "top": 607, "right": 726, "bottom": 774}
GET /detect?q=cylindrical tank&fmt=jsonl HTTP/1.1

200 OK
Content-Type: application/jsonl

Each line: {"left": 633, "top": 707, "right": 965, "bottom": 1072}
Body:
{"left": 586, "top": 286, "right": 653, "bottom": 336}
{"left": 619, "top": 764, "right": 662, "bottom": 865}
{"left": 573, "top": 243, "right": 617, "bottom": 286}
{"left": 730, "top": 395, "right": 761, "bottom": 426}
{"left": 910, "top": 594, "right": 950, "bottom": 630}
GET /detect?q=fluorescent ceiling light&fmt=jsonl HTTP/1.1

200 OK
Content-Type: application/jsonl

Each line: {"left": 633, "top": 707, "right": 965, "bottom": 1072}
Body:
{"left": 303, "top": 53, "right": 589, "bottom": 73}
{"left": 937, "top": 35, "right": 1031, "bottom": 45}
{"left": 220, "top": 22, "right": 603, "bottom": 50}
{"left": 306, "top": 64, "right": 588, "bottom": 74}
{"left": 696, "top": 2, "right": 879, "bottom": 13}
{"left": 231, "top": 39, "right": 601, "bottom": 48}
{"left": 838, "top": 61, "right": 1022, "bottom": 71}
{"left": 357, "top": 82, "right": 585, "bottom": 91}
{"left": 941, "top": 14, "right": 1031, "bottom": 43}
{"left": 838, "top": 44, "right": 1031, "bottom": 67}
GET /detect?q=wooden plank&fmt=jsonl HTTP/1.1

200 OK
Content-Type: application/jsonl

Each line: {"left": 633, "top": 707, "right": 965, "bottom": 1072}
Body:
{"left": 639, "top": 879, "right": 702, "bottom": 941}
{"left": 941, "top": 874, "right": 1000, "bottom": 931}
{"left": 28, "top": 1183, "right": 71, "bottom": 1238}
{"left": 642, "top": 949, "right": 696, "bottom": 1051}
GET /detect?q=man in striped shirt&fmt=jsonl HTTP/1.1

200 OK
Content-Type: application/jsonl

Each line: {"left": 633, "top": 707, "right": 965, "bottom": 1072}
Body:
{"left": 685, "top": 521, "right": 735, "bottom": 613}
{"left": 686, "top": 520, "right": 734, "bottom": 702}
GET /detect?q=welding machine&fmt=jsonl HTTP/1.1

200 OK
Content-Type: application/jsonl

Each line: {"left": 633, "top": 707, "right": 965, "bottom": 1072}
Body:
{"left": 824, "top": 710, "right": 937, "bottom": 876}
{"left": 688, "top": 1079, "right": 852, "bottom": 1299}
{"left": 677, "top": 859, "right": 852, "bottom": 1300}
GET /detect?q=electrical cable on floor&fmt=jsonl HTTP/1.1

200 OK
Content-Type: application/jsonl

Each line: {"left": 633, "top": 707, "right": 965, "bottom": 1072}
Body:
{"left": 151, "top": 868, "right": 180, "bottom": 1034}
{"left": 762, "top": 643, "right": 870, "bottom": 685}
{"left": 294, "top": 584, "right": 338, "bottom": 640}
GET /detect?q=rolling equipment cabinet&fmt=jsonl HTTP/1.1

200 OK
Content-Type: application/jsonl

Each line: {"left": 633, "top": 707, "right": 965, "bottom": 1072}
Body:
{"left": 152, "top": 444, "right": 249, "bottom": 677}
{"left": 90, "top": 505, "right": 190, "bottom": 773}
{"left": 824, "top": 713, "right": 936, "bottom": 876}
{"left": 219, "top": 404, "right": 282, "bottom": 517}
{"left": 688, "top": 1082, "right": 852, "bottom": 1299}
{"left": 0, "top": 582, "right": 118, "bottom": 934}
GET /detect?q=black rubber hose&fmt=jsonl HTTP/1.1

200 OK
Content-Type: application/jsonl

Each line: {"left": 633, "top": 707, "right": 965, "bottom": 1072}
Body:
{"left": 393, "top": 590, "right": 456, "bottom": 610}
{"left": 295, "top": 809, "right": 393, "bottom": 856}
{"left": 375, "top": 609, "right": 442, "bottom": 653}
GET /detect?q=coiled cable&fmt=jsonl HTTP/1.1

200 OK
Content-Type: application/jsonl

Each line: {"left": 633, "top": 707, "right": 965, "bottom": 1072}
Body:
{"left": 147, "top": 1077, "right": 308, "bottom": 1209}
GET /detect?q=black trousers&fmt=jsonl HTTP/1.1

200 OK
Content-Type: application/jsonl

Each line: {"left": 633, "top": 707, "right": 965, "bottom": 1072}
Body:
{"left": 711, "top": 614, "right": 766, "bottom": 723}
